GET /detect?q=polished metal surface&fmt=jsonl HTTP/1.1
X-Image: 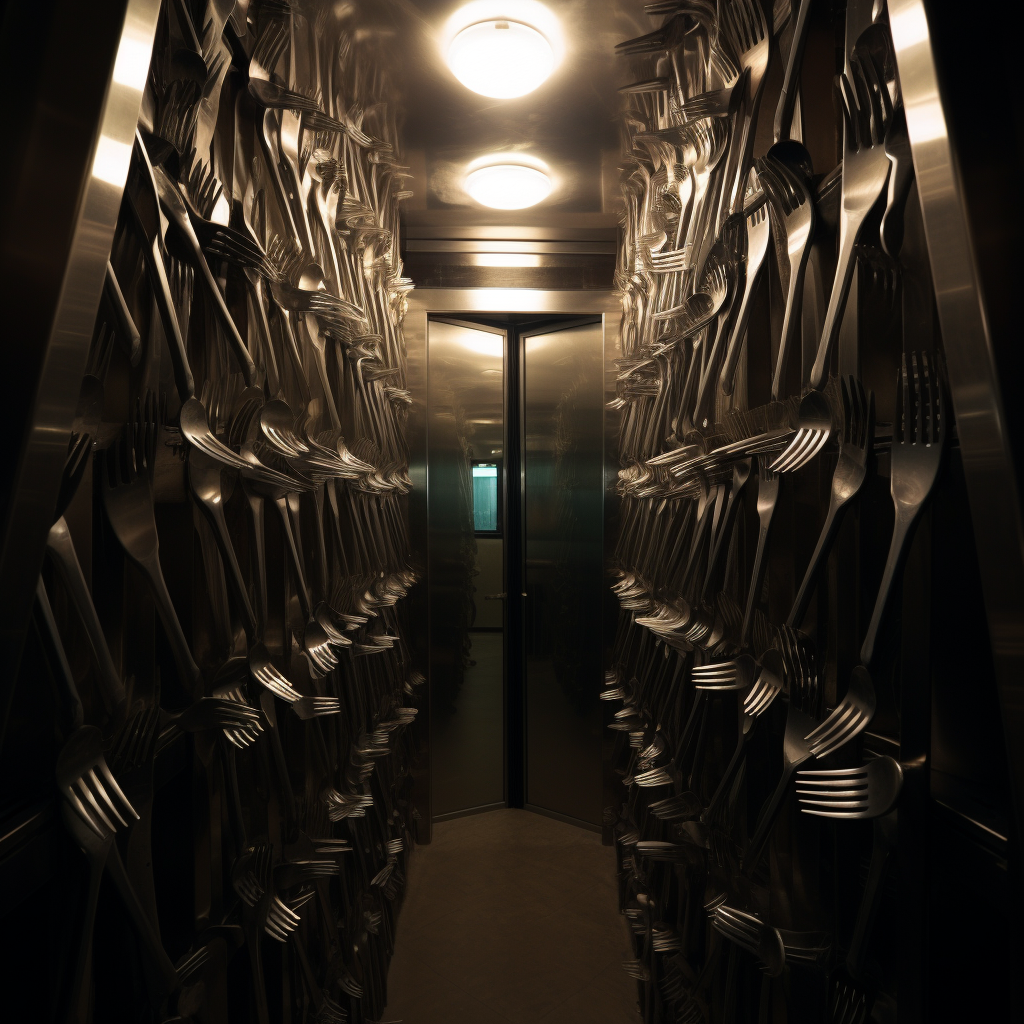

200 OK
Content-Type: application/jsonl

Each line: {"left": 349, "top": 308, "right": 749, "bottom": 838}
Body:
{"left": 0, "top": 3, "right": 420, "bottom": 1020}
{"left": 0, "top": 0, "right": 162, "bottom": 743}
{"left": 406, "top": 288, "right": 618, "bottom": 839}
{"left": 385, "top": 0, "right": 650, "bottom": 214}
{"left": 426, "top": 318, "right": 506, "bottom": 817}
{"left": 889, "top": 0, "right": 1024, "bottom": 842}
{"left": 604, "top": 0, "right": 1017, "bottom": 1019}
{"left": 522, "top": 320, "right": 606, "bottom": 827}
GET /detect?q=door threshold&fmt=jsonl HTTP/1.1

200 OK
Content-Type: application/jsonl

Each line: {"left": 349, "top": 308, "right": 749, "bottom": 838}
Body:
{"left": 432, "top": 801, "right": 506, "bottom": 823}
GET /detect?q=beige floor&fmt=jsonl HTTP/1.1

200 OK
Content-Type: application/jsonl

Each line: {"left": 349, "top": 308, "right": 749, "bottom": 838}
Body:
{"left": 383, "top": 809, "right": 640, "bottom": 1024}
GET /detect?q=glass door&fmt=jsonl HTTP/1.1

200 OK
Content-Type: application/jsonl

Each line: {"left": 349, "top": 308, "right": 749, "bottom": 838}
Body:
{"left": 426, "top": 318, "right": 506, "bottom": 818}
{"left": 521, "top": 319, "right": 605, "bottom": 827}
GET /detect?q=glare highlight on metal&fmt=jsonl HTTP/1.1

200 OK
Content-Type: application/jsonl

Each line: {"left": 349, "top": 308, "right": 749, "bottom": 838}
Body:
{"left": 474, "top": 252, "right": 542, "bottom": 268}
{"left": 464, "top": 161, "right": 553, "bottom": 209}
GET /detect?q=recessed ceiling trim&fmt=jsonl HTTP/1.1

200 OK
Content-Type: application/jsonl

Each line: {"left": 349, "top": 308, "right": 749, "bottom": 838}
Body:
{"left": 405, "top": 239, "right": 617, "bottom": 255}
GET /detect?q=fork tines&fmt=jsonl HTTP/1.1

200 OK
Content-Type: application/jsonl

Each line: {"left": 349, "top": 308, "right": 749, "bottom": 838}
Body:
{"left": 899, "top": 350, "right": 944, "bottom": 446}
{"left": 796, "top": 767, "right": 874, "bottom": 818}
{"left": 742, "top": 667, "right": 781, "bottom": 716}
{"left": 63, "top": 760, "right": 140, "bottom": 839}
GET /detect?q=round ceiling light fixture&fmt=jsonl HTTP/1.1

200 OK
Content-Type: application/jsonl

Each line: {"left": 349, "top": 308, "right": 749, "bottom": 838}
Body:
{"left": 464, "top": 155, "right": 554, "bottom": 209}
{"left": 447, "top": 20, "right": 553, "bottom": 98}
{"left": 442, "top": 2, "right": 563, "bottom": 99}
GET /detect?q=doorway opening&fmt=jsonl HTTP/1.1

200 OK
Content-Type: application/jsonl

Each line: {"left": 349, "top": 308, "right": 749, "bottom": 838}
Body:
{"left": 425, "top": 313, "right": 606, "bottom": 830}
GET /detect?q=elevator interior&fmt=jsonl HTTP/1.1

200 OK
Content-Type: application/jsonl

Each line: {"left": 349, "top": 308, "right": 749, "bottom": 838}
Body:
{"left": 425, "top": 313, "right": 607, "bottom": 829}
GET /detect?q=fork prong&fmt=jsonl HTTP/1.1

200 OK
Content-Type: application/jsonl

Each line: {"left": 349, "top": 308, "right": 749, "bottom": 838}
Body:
{"left": 795, "top": 771, "right": 869, "bottom": 787}
{"left": 790, "top": 428, "right": 830, "bottom": 472}
{"left": 76, "top": 775, "right": 116, "bottom": 833}
{"left": 99, "top": 760, "right": 139, "bottom": 820}
{"left": 796, "top": 791, "right": 869, "bottom": 804}
{"left": 769, "top": 429, "right": 807, "bottom": 473}
{"left": 773, "top": 427, "right": 819, "bottom": 472}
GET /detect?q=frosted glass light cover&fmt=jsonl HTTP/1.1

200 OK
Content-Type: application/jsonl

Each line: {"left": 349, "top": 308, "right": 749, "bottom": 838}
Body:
{"left": 447, "top": 19, "right": 555, "bottom": 98}
{"left": 464, "top": 163, "right": 553, "bottom": 209}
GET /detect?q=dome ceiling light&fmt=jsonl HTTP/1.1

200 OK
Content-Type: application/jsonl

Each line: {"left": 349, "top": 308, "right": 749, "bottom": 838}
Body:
{"left": 442, "top": 2, "right": 563, "bottom": 99}
{"left": 464, "top": 156, "right": 554, "bottom": 209}
{"left": 447, "top": 20, "right": 553, "bottom": 98}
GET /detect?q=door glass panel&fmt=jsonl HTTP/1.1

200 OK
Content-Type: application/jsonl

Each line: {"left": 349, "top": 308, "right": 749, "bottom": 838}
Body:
{"left": 427, "top": 319, "right": 505, "bottom": 817}
{"left": 523, "top": 321, "right": 604, "bottom": 825}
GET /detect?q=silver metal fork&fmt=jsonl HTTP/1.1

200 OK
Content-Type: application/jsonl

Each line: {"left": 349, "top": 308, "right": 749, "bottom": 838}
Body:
{"left": 796, "top": 756, "right": 903, "bottom": 818}
{"left": 712, "top": 904, "right": 786, "bottom": 976}
{"left": 805, "top": 353, "right": 945, "bottom": 758}
{"left": 809, "top": 36, "right": 895, "bottom": 390}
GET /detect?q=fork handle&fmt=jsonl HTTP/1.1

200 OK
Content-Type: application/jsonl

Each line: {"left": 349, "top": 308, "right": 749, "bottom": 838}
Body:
{"left": 810, "top": 205, "right": 869, "bottom": 391}
{"left": 141, "top": 234, "right": 195, "bottom": 401}
{"left": 860, "top": 505, "right": 919, "bottom": 669}
{"left": 705, "top": 716, "right": 755, "bottom": 821}
{"left": 788, "top": 491, "right": 847, "bottom": 628}
{"left": 774, "top": 0, "right": 814, "bottom": 143}
{"left": 104, "top": 843, "right": 180, "bottom": 997}
{"left": 743, "top": 760, "right": 803, "bottom": 874}
{"left": 720, "top": 245, "right": 768, "bottom": 397}
{"left": 136, "top": 548, "right": 203, "bottom": 696}
{"left": 65, "top": 841, "right": 107, "bottom": 1022}
{"left": 47, "top": 520, "right": 126, "bottom": 717}
{"left": 846, "top": 814, "right": 896, "bottom": 979}
{"left": 771, "top": 234, "right": 814, "bottom": 401}
{"left": 273, "top": 496, "right": 312, "bottom": 619}
{"left": 742, "top": 503, "right": 778, "bottom": 646}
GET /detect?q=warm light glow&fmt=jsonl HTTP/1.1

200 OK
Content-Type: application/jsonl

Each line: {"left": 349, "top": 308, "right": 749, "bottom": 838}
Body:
{"left": 460, "top": 333, "right": 504, "bottom": 357}
{"left": 112, "top": 32, "right": 153, "bottom": 90}
{"left": 441, "top": 2, "right": 564, "bottom": 99}
{"left": 447, "top": 19, "right": 554, "bottom": 98}
{"left": 92, "top": 135, "right": 133, "bottom": 186}
{"left": 464, "top": 159, "right": 553, "bottom": 209}
{"left": 475, "top": 253, "right": 542, "bottom": 267}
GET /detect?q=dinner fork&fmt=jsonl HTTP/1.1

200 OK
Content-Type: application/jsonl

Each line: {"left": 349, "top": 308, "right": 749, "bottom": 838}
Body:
{"left": 796, "top": 756, "right": 903, "bottom": 818}
{"left": 806, "top": 353, "right": 945, "bottom": 758}
{"left": 718, "top": 176, "right": 771, "bottom": 397}
{"left": 771, "top": 388, "right": 833, "bottom": 473}
{"left": 825, "top": 812, "right": 897, "bottom": 1023}
{"left": 743, "top": 628, "right": 819, "bottom": 873}
{"left": 789, "top": 377, "right": 874, "bottom": 626}
{"left": 741, "top": 454, "right": 780, "bottom": 643}
{"left": 712, "top": 904, "right": 786, "bottom": 976}
{"left": 720, "top": 0, "right": 772, "bottom": 219}
{"left": 756, "top": 152, "right": 816, "bottom": 401}
{"left": 58, "top": 726, "right": 179, "bottom": 1012}
{"left": 102, "top": 392, "right": 203, "bottom": 695}
{"left": 809, "top": 37, "right": 894, "bottom": 390}
{"left": 152, "top": 164, "right": 256, "bottom": 386}
{"left": 46, "top": 518, "right": 126, "bottom": 717}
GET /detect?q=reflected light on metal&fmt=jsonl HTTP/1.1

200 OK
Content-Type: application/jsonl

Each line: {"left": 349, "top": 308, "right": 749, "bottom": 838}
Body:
{"left": 474, "top": 252, "right": 543, "bottom": 268}
{"left": 459, "top": 333, "right": 504, "bottom": 357}
{"left": 91, "top": 135, "right": 133, "bottom": 187}
{"left": 112, "top": 31, "right": 154, "bottom": 90}
{"left": 447, "top": 19, "right": 554, "bottom": 98}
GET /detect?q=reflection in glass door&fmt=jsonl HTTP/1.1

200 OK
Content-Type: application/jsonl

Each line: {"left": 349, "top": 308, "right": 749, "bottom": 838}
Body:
{"left": 521, "top": 320, "right": 605, "bottom": 827}
{"left": 426, "top": 319, "right": 506, "bottom": 818}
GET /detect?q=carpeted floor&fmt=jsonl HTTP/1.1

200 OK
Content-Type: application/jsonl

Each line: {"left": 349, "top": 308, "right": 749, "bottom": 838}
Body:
{"left": 383, "top": 808, "right": 640, "bottom": 1024}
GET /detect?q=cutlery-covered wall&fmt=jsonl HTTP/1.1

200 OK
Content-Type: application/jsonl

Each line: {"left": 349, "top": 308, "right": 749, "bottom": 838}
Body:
{"left": 606, "top": 0, "right": 1018, "bottom": 1020}
{"left": 1, "top": 0, "right": 420, "bottom": 1020}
